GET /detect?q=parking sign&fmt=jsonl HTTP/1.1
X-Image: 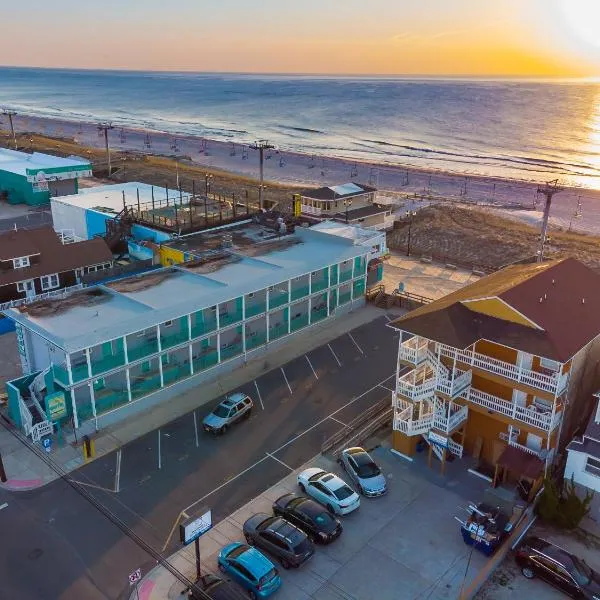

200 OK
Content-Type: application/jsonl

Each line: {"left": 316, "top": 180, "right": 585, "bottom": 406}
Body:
{"left": 42, "top": 438, "right": 52, "bottom": 453}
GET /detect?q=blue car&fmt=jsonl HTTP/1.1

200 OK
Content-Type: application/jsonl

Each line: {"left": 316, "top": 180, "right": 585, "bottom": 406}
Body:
{"left": 218, "top": 542, "right": 281, "bottom": 599}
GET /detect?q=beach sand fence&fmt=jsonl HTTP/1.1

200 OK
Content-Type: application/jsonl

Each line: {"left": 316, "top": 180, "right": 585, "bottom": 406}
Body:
{"left": 128, "top": 185, "right": 261, "bottom": 234}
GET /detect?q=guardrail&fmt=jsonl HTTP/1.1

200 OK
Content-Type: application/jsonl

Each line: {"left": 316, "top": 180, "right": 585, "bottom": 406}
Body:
{"left": 321, "top": 396, "right": 391, "bottom": 456}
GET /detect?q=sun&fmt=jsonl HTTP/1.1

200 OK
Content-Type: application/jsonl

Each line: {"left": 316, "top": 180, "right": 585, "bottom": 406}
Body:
{"left": 559, "top": 0, "right": 600, "bottom": 50}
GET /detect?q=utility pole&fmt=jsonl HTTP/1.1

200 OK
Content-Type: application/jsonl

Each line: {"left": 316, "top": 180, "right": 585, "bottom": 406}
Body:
{"left": 97, "top": 122, "right": 114, "bottom": 175}
{"left": 2, "top": 109, "right": 17, "bottom": 149}
{"left": 536, "top": 179, "right": 564, "bottom": 263}
{"left": 250, "top": 140, "right": 274, "bottom": 210}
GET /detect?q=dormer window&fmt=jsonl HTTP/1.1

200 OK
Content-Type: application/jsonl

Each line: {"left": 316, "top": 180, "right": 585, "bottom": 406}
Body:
{"left": 13, "top": 256, "right": 30, "bottom": 269}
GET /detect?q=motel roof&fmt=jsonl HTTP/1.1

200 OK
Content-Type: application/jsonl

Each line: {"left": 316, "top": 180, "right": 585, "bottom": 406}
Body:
{"left": 6, "top": 223, "right": 376, "bottom": 352}
{"left": 0, "top": 148, "right": 91, "bottom": 178}
{"left": 390, "top": 258, "right": 600, "bottom": 363}
{"left": 298, "top": 183, "right": 377, "bottom": 201}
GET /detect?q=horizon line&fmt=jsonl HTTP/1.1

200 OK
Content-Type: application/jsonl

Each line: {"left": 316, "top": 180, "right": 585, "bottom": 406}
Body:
{"left": 0, "top": 64, "right": 599, "bottom": 82}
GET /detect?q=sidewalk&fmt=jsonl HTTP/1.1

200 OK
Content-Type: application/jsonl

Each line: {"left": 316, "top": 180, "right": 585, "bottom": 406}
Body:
{"left": 0, "top": 304, "right": 397, "bottom": 492}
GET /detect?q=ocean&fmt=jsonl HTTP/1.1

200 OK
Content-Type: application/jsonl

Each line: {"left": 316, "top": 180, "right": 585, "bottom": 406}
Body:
{"left": 1, "top": 67, "right": 600, "bottom": 189}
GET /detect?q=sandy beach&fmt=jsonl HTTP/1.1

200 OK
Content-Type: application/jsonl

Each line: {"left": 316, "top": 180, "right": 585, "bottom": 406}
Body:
{"left": 8, "top": 113, "right": 600, "bottom": 235}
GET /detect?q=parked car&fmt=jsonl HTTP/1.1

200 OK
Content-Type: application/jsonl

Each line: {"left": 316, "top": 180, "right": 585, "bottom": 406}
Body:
{"left": 217, "top": 542, "right": 281, "bottom": 599}
{"left": 203, "top": 393, "right": 253, "bottom": 434}
{"left": 515, "top": 536, "right": 600, "bottom": 598}
{"left": 297, "top": 467, "right": 360, "bottom": 515}
{"left": 272, "top": 493, "right": 342, "bottom": 544}
{"left": 243, "top": 512, "right": 314, "bottom": 569}
{"left": 187, "top": 573, "right": 241, "bottom": 600}
{"left": 339, "top": 447, "right": 387, "bottom": 497}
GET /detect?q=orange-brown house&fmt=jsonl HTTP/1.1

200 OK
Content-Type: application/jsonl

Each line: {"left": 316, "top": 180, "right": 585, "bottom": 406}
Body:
{"left": 389, "top": 258, "right": 600, "bottom": 482}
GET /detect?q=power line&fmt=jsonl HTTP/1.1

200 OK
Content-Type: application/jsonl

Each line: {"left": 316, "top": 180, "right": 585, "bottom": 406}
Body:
{"left": 536, "top": 179, "right": 564, "bottom": 263}
{"left": 97, "top": 122, "right": 114, "bottom": 176}
{"left": 250, "top": 140, "right": 274, "bottom": 209}
{"left": 2, "top": 109, "right": 17, "bottom": 149}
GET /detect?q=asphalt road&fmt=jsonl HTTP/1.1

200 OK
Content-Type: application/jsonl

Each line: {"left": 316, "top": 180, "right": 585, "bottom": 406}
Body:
{"left": 0, "top": 315, "right": 401, "bottom": 600}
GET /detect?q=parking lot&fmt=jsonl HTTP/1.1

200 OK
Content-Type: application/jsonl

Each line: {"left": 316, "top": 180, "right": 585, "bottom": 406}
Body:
{"left": 68, "top": 315, "right": 402, "bottom": 555}
{"left": 144, "top": 445, "right": 494, "bottom": 600}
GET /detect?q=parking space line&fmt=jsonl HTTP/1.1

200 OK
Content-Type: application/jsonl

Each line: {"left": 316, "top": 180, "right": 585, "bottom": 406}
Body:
{"left": 254, "top": 380, "right": 264, "bottom": 410}
{"left": 328, "top": 343, "right": 342, "bottom": 367}
{"left": 281, "top": 367, "right": 293, "bottom": 395}
{"left": 0, "top": 503, "right": 7, "bottom": 511}
{"left": 329, "top": 416, "right": 347, "bottom": 427}
{"left": 305, "top": 354, "right": 319, "bottom": 380}
{"left": 167, "top": 371, "right": 396, "bottom": 550}
{"left": 158, "top": 429, "right": 162, "bottom": 470}
{"left": 266, "top": 452, "right": 294, "bottom": 472}
{"left": 70, "top": 480, "right": 118, "bottom": 494}
{"left": 384, "top": 314, "right": 393, "bottom": 322}
{"left": 193, "top": 410, "right": 199, "bottom": 447}
{"left": 348, "top": 332, "right": 364, "bottom": 355}
{"left": 114, "top": 449, "right": 122, "bottom": 493}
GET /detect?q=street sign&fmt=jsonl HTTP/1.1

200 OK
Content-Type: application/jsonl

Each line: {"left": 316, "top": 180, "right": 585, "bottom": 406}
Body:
{"left": 180, "top": 510, "right": 212, "bottom": 545}
{"left": 42, "top": 438, "right": 52, "bottom": 453}
{"left": 128, "top": 568, "right": 142, "bottom": 585}
{"left": 46, "top": 391, "right": 67, "bottom": 421}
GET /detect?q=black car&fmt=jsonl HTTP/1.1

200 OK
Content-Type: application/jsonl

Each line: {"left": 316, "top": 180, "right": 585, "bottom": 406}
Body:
{"left": 515, "top": 536, "right": 600, "bottom": 598}
{"left": 273, "top": 493, "right": 342, "bottom": 544}
{"left": 243, "top": 512, "right": 314, "bottom": 569}
{"left": 188, "top": 573, "right": 240, "bottom": 600}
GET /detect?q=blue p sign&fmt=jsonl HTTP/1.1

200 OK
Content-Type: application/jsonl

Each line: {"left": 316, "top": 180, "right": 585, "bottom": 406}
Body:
{"left": 42, "top": 438, "right": 52, "bottom": 453}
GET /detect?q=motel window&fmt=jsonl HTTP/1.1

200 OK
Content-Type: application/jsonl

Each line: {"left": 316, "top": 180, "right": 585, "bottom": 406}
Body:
{"left": 585, "top": 456, "right": 600, "bottom": 478}
{"left": 540, "top": 357, "right": 560, "bottom": 372}
{"left": 16, "top": 280, "right": 34, "bottom": 293}
{"left": 12, "top": 256, "right": 30, "bottom": 269}
{"left": 40, "top": 273, "right": 59, "bottom": 291}
{"left": 163, "top": 320, "right": 173, "bottom": 328}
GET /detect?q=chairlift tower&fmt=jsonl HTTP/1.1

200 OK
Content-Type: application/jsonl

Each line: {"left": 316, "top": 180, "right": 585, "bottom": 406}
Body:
{"left": 250, "top": 139, "right": 275, "bottom": 209}
{"left": 536, "top": 179, "right": 564, "bottom": 263}
{"left": 2, "top": 109, "right": 17, "bottom": 149}
{"left": 97, "top": 122, "right": 114, "bottom": 175}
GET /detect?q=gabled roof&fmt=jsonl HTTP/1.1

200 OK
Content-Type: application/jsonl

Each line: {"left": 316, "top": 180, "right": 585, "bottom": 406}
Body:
{"left": 0, "top": 227, "right": 112, "bottom": 287}
{"left": 298, "top": 183, "right": 377, "bottom": 201}
{"left": 391, "top": 258, "right": 600, "bottom": 362}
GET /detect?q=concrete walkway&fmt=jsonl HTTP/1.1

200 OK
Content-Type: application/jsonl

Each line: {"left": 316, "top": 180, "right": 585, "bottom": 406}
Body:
{"left": 0, "top": 304, "right": 398, "bottom": 491}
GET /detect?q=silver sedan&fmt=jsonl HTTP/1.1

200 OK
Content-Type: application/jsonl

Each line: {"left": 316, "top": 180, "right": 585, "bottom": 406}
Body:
{"left": 339, "top": 447, "right": 387, "bottom": 497}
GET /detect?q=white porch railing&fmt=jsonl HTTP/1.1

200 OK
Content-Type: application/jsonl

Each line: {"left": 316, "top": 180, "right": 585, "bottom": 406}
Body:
{"left": 465, "top": 388, "right": 562, "bottom": 432}
{"left": 397, "top": 371, "right": 436, "bottom": 402}
{"left": 301, "top": 204, "right": 323, "bottom": 216}
{"left": 436, "top": 369, "right": 472, "bottom": 399}
{"left": 509, "top": 440, "right": 540, "bottom": 457}
{"left": 56, "top": 229, "right": 83, "bottom": 244}
{"left": 438, "top": 344, "right": 568, "bottom": 396}
{"left": 394, "top": 412, "right": 433, "bottom": 435}
{"left": 432, "top": 398, "right": 469, "bottom": 433}
{"left": 448, "top": 438, "right": 464, "bottom": 458}
{"left": 18, "top": 396, "right": 33, "bottom": 436}
{"left": 398, "top": 337, "right": 429, "bottom": 365}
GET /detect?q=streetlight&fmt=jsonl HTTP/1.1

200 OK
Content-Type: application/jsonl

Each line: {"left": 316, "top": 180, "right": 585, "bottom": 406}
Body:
{"left": 344, "top": 198, "right": 353, "bottom": 223}
{"left": 204, "top": 173, "right": 213, "bottom": 196}
{"left": 406, "top": 210, "right": 417, "bottom": 257}
{"left": 258, "top": 185, "right": 267, "bottom": 211}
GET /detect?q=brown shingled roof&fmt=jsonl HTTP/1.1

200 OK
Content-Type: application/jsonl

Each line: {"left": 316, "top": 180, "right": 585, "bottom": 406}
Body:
{"left": 392, "top": 258, "right": 600, "bottom": 362}
{"left": 0, "top": 227, "right": 113, "bottom": 287}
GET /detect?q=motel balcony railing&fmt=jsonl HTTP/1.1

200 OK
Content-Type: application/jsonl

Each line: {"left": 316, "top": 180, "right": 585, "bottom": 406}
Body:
{"left": 290, "top": 315, "right": 309, "bottom": 332}
{"left": 463, "top": 388, "right": 562, "bottom": 433}
{"left": 311, "top": 280, "right": 328, "bottom": 293}
{"left": 432, "top": 398, "right": 469, "bottom": 433}
{"left": 246, "top": 303, "right": 267, "bottom": 318}
{"left": 219, "top": 311, "right": 243, "bottom": 327}
{"left": 246, "top": 333, "right": 267, "bottom": 351}
{"left": 269, "top": 293, "right": 289, "bottom": 310}
{"left": 312, "top": 307, "right": 328, "bottom": 323}
{"left": 396, "top": 365, "right": 437, "bottom": 402}
{"left": 398, "top": 337, "right": 430, "bottom": 366}
{"left": 193, "top": 351, "right": 219, "bottom": 372}
{"left": 160, "top": 331, "right": 190, "bottom": 350}
{"left": 91, "top": 353, "right": 126, "bottom": 377}
{"left": 435, "top": 369, "right": 472, "bottom": 399}
{"left": 393, "top": 400, "right": 434, "bottom": 436}
{"left": 190, "top": 320, "right": 217, "bottom": 339}
{"left": 438, "top": 344, "right": 569, "bottom": 396}
{"left": 290, "top": 286, "right": 310, "bottom": 301}
{"left": 220, "top": 343, "right": 243, "bottom": 361}
{"left": 70, "top": 362, "right": 90, "bottom": 383}
{"left": 339, "top": 270, "right": 353, "bottom": 283}
{"left": 338, "top": 291, "right": 352, "bottom": 305}
{"left": 127, "top": 339, "right": 159, "bottom": 363}
{"left": 301, "top": 204, "right": 323, "bottom": 216}
{"left": 269, "top": 323, "right": 289, "bottom": 341}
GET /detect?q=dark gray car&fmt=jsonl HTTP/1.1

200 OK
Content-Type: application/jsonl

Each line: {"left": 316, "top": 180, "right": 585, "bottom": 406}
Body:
{"left": 339, "top": 447, "right": 387, "bottom": 497}
{"left": 243, "top": 513, "right": 314, "bottom": 569}
{"left": 202, "top": 392, "right": 253, "bottom": 434}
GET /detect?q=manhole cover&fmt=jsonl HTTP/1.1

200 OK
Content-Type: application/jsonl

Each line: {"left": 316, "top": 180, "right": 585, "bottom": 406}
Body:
{"left": 28, "top": 548, "right": 43, "bottom": 560}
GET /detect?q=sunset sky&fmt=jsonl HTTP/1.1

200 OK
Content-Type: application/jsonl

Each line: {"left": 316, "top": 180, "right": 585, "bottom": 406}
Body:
{"left": 2, "top": 0, "right": 600, "bottom": 76}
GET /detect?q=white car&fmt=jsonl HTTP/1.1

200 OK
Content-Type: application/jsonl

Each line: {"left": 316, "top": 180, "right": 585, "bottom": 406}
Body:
{"left": 297, "top": 468, "right": 360, "bottom": 516}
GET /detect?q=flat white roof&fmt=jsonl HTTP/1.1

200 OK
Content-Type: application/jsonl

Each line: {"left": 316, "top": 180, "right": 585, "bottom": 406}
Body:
{"left": 329, "top": 183, "right": 364, "bottom": 195}
{"left": 0, "top": 148, "right": 91, "bottom": 178}
{"left": 53, "top": 181, "right": 190, "bottom": 215}
{"left": 310, "top": 220, "right": 384, "bottom": 243}
{"left": 8, "top": 224, "right": 373, "bottom": 352}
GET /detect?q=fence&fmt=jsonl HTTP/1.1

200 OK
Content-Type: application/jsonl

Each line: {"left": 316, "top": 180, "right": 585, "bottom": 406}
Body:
{"left": 321, "top": 396, "right": 392, "bottom": 456}
{"left": 80, "top": 259, "right": 157, "bottom": 285}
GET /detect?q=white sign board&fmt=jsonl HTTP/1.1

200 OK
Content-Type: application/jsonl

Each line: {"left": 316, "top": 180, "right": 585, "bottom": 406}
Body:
{"left": 32, "top": 172, "right": 49, "bottom": 192}
{"left": 180, "top": 510, "right": 212, "bottom": 545}
{"left": 128, "top": 568, "right": 141, "bottom": 585}
{"left": 428, "top": 431, "right": 449, "bottom": 449}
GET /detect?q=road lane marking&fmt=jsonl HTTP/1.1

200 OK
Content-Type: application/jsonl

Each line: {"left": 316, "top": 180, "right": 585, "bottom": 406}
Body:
{"left": 114, "top": 449, "right": 122, "bottom": 493}
{"left": 305, "top": 354, "right": 318, "bottom": 379}
{"left": 328, "top": 343, "right": 342, "bottom": 367}
{"left": 266, "top": 452, "right": 293, "bottom": 471}
{"left": 329, "top": 416, "right": 347, "bottom": 427}
{"left": 281, "top": 367, "right": 293, "bottom": 395}
{"left": 158, "top": 429, "right": 162, "bottom": 470}
{"left": 70, "top": 480, "right": 117, "bottom": 493}
{"left": 254, "top": 380, "right": 264, "bottom": 410}
{"left": 348, "top": 332, "right": 364, "bottom": 355}
{"left": 0, "top": 503, "right": 7, "bottom": 511}
{"left": 168, "top": 371, "right": 396, "bottom": 550}
{"left": 193, "top": 410, "right": 199, "bottom": 448}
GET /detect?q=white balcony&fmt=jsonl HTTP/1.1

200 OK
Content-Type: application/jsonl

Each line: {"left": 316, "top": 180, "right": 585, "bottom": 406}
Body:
{"left": 433, "top": 399, "right": 469, "bottom": 433}
{"left": 301, "top": 204, "right": 323, "bottom": 216}
{"left": 465, "top": 388, "right": 562, "bottom": 433}
{"left": 439, "top": 345, "right": 569, "bottom": 396}
{"left": 398, "top": 337, "right": 429, "bottom": 365}
{"left": 435, "top": 369, "right": 472, "bottom": 399}
{"left": 397, "top": 363, "right": 436, "bottom": 401}
{"left": 393, "top": 397, "right": 433, "bottom": 435}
